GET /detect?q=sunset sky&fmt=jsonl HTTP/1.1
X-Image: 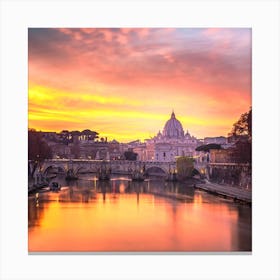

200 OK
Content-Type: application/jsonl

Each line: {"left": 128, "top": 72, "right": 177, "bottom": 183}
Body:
{"left": 28, "top": 28, "right": 251, "bottom": 142}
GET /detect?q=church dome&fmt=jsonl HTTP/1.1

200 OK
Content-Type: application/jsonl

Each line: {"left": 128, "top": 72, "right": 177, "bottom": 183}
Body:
{"left": 162, "top": 111, "right": 184, "bottom": 138}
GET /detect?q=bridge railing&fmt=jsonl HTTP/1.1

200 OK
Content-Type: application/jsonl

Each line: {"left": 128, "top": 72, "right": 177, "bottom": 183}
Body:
{"left": 44, "top": 159, "right": 176, "bottom": 165}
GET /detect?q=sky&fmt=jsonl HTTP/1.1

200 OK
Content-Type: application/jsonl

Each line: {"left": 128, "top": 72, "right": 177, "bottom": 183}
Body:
{"left": 28, "top": 28, "right": 251, "bottom": 142}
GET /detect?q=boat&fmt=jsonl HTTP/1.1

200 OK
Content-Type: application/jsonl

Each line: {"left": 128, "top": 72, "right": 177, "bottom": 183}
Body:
{"left": 49, "top": 182, "right": 61, "bottom": 191}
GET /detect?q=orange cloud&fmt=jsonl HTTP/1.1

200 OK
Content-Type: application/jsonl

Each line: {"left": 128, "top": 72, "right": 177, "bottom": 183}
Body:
{"left": 28, "top": 28, "right": 251, "bottom": 141}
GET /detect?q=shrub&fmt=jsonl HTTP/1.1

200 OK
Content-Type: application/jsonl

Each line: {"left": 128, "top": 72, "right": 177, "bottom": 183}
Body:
{"left": 176, "top": 156, "right": 194, "bottom": 180}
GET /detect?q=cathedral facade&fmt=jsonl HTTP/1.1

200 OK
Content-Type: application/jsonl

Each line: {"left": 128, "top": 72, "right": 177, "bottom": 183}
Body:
{"left": 134, "top": 111, "right": 201, "bottom": 162}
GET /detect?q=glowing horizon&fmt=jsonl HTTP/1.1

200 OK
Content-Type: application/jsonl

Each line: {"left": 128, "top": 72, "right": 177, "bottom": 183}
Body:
{"left": 28, "top": 28, "right": 251, "bottom": 142}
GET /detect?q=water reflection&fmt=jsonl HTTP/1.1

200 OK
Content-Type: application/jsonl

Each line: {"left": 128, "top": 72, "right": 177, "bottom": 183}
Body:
{"left": 28, "top": 175, "right": 251, "bottom": 252}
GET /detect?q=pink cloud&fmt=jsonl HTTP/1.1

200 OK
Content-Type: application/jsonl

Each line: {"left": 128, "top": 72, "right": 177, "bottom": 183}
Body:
{"left": 116, "top": 33, "right": 128, "bottom": 45}
{"left": 28, "top": 28, "right": 251, "bottom": 137}
{"left": 203, "top": 28, "right": 221, "bottom": 36}
{"left": 102, "top": 29, "right": 113, "bottom": 42}
{"left": 137, "top": 28, "right": 149, "bottom": 38}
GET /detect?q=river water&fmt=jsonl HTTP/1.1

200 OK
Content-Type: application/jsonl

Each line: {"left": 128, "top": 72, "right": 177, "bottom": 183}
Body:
{"left": 28, "top": 175, "right": 251, "bottom": 252}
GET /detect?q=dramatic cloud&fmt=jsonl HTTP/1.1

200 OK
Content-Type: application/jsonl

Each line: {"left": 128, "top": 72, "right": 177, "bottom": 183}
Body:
{"left": 28, "top": 28, "right": 251, "bottom": 141}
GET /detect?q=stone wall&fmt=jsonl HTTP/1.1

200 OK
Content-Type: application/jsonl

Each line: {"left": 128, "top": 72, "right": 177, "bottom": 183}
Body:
{"left": 210, "top": 149, "right": 232, "bottom": 163}
{"left": 208, "top": 164, "right": 251, "bottom": 189}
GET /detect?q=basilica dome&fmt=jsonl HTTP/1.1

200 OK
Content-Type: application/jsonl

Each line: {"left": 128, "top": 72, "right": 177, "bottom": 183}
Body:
{"left": 162, "top": 111, "right": 184, "bottom": 138}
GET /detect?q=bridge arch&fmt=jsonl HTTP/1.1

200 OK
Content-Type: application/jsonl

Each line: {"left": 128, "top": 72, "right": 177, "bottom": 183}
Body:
{"left": 145, "top": 166, "right": 167, "bottom": 176}
{"left": 43, "top": 165, "right": 54, "bottom": 175}
{"left": 75, "top": 166, "right": 88, "bottom": 174}
{"left": 43, "top": 165, "right": 66, "bottom": 175}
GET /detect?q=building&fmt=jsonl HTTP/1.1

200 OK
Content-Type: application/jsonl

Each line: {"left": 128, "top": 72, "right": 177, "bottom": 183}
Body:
{"left": 209, "top": 149, "right": 233, "bottom": 163}
{"left": 40, "top": 111, "right": 203, "bottom": 162}
{"left": 204, "top": 136, "right": 227, "bottom": 145}
{"left": 135, "top": 111, "right": 201, "bottom": 162}
{"left": 40, "top": 130, "right": 123, "bottom": 160}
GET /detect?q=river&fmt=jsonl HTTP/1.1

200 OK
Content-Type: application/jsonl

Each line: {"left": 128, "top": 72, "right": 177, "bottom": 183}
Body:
{"left": 28, "top": 175, "right": 251, "bottom": 252}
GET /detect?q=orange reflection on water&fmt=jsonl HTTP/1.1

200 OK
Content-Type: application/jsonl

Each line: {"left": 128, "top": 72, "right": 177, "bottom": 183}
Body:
{"left": 28, "top": 187, "right": 249, "bottom": 252}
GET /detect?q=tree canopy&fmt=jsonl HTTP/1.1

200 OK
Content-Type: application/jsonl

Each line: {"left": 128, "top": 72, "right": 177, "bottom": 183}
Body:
{"left": 176, "top": 156, "right": 194, "bottom": 180}
{"left": 59, "top": 129, "right": 99, "bottom": 144}
{"left": 124, "top": 151, "right": 138, "bottom": 161}
{"left": 196, "top": 143, "right": 222, "bottom": 152}
{"left": 28, "top": 130, "right": 52, "bottom": 178}
{"left": 28, "top": 130, "right": 52, "bottom": 162}
{"left": 228, "top": 108, "right": 252, "bottom": 164}
{"left": 229, "top": 107, "right": 252, "bottom": 139}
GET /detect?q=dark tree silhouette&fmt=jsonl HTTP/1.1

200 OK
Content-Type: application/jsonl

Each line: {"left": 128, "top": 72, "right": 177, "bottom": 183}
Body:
{"left": 81, "top": 129, "right": 99, "bottom": 141}
{"left": 196, "top": 143, "right": 222, "bottom": 152}
{"left": 28, "top": 129, "right": 52, "bottom": 177}
{"left": 124, "top": 151, "right": 138, "bottom": 161}
{"left": 228, "top": 108, "right": 252, "bottom": 164}
{"left": 229, "top": 107, "right": 252, "bottom": 139}
{"left": 59, "top": 130, "right": 72, "bottom": 144}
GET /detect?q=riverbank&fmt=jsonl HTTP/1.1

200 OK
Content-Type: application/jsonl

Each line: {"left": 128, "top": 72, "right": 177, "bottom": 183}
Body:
{"left": 28, "top": 184, "right": 49, "bottom": 194}
{"left": 195, "top": 180, "right": 251, "bottom": 205}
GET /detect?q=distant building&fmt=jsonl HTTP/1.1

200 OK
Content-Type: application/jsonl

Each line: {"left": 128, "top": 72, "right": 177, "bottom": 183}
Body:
{"left": 209, "top": 149, "right": 233, "bottom": 163}
{"left": 41, "top": 111, "right": 236, "bottom": 162}
{"left": 204, "top": 136, "right": 227, "bottom": 145}
{"left": 135, "top": 111, "right": 201, "bottom": 162}
{"left": 41, "top": 130, "right": 122, "bottom": 160}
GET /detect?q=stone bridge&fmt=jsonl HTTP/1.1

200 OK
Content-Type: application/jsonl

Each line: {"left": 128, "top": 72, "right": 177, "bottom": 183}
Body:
{"left": 36, "top": 159, "right": 249, "bottom": 183}
{"left": 39, "top": 159, "right": 246, "bottom": 180}
{"left": 40, "top": 159, "right": 179, "bottom": 176}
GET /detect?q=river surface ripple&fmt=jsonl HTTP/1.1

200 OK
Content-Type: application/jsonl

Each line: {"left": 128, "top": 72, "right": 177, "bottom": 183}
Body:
{"left": 28, "top": 175, "right": 252, "bottom": 252}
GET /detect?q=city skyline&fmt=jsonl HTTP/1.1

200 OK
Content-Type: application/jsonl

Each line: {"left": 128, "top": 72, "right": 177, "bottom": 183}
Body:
{"left": 28, "top": 28, "right": 251, "bottom": 142}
